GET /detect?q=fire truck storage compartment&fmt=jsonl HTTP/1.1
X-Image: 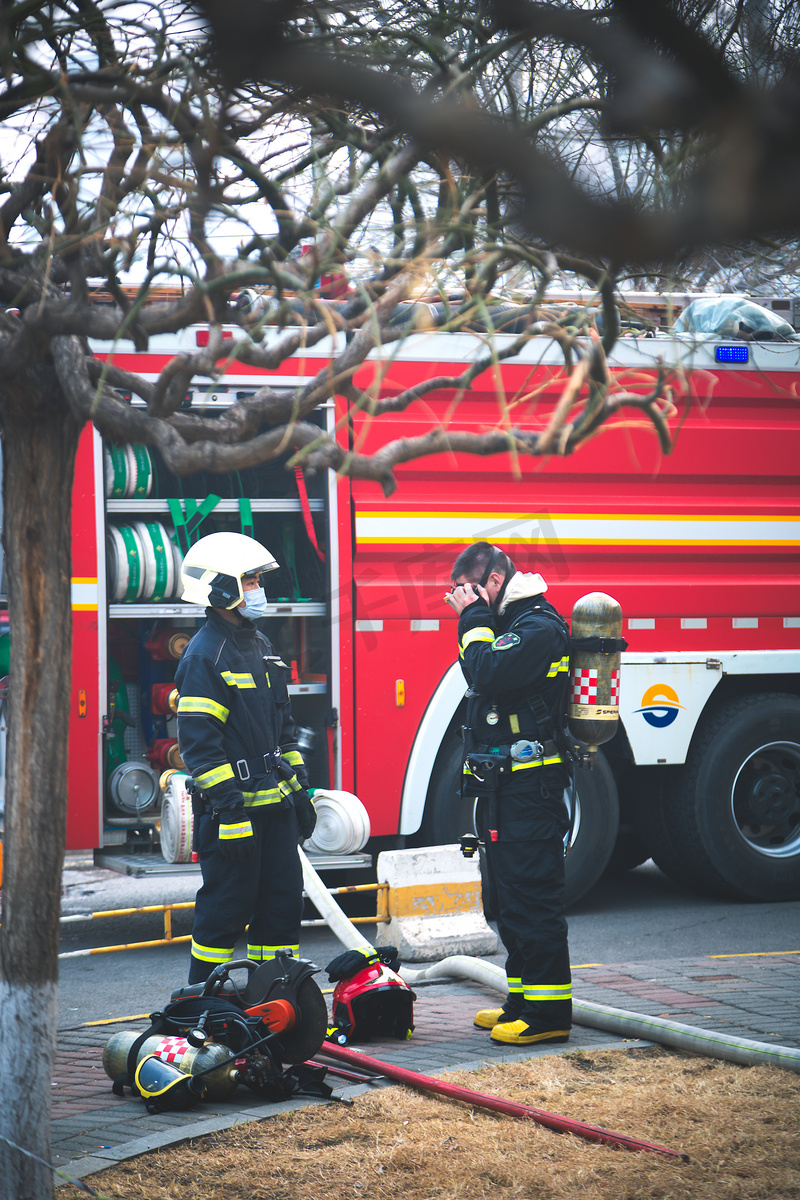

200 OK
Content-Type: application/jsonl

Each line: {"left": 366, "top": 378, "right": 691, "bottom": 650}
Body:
{"left": 99, "top": 422, "right": 331, "bottom": 863}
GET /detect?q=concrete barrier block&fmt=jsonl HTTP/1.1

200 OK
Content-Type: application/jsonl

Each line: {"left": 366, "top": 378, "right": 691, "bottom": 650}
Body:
{"left": 373, "top": 844, "right": 499, "bottom": 962}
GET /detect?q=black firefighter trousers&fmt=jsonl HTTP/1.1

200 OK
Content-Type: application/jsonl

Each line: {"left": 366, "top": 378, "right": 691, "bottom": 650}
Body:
{"left": 478, "top": 784, "right": 572, "bottom": 1031}
{"left": 188, "top": 804, "right": 302, "bottom": 984}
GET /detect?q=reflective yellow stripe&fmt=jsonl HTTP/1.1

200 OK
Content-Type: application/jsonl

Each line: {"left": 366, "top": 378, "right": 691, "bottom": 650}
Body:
{"left": 509, "top": 713, "right": 520, "bottom": 734}
{"left": 196, "top": 763, "right": 235, "bottom": 788}
{"left": 283, "top": 749, "right": 304, "bottom": 767}
{"left": 243, "top": 788, "right": 283, "bottom": 806}
{"left": 547, "top": 656, "right": 570, "bottom": 678}
{"left": 461, "top": 626, "right": 495, "bottom": 650}
{"left": 221, "top": 671, "right": 257, "bottom": 689}
{"left": 191, "top": 941, "right": 234, "bottom": 964}
{"left": 507, "top": 976, "right": 523, "bottom": 995}
{"left": 511, "top": 755, "right": 563, "bottom": 771}
{"left": 219, "top": 820, "right": 253, "bottom": 840}
{"left": 523, "top": 983, "right": 573, "bottom": 1002}
{"left": 177, "top": 696, "right": 230, "bottom": 722}
{"left": 463, "top": 755, "right": 562, "bottom": 775}
{"left": 246, "top": 944, "right": 299, "bottom": 961}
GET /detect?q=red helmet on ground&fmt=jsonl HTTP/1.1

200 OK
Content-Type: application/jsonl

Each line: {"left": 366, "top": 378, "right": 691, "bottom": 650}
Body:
{"left": 331, "top": 961, "right": 416, "bottom": 1043}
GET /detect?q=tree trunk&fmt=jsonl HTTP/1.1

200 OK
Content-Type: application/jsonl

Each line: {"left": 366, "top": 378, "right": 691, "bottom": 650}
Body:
{"left": 0, "top": 388, "right": 82, "bottom": 1200}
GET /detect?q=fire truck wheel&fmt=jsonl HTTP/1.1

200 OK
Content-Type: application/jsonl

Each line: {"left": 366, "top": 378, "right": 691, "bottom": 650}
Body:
{"left": 563, "top": 751, "right": 620, "bottom": 908}
{"left": 662, "top": 693, "right": 800, "bottom": 901}
{"left": 418, "top": 727, "right": 478, "bottom": 848}
{"left": 635, "top": 766, "right": 698, "bottom": 891}
{"left": 603, "top": 826, "right": 651, "bottom": 875}
{"left": 420, "top": 731, "right": 620, "bottom": 909}
{"left": 603, "top": 762, "right": 654, "bottom": 875}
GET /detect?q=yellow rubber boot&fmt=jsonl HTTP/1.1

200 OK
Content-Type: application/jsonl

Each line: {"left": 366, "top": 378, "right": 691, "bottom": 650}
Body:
{"left": 474, "top": 1008, "right": 506, "bottom": 1030}
{"left": 490, "top": 1019, "right": 570, "bottom": 1046}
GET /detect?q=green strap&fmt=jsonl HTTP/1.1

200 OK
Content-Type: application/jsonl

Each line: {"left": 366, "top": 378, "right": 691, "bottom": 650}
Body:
{"left": 131, "top": 445, "right": 152, "bottom": 498}
{"left": 117, "top": 525, "right": 141, "bottom": 602}
{"left": 106, "top": 444, "right": 128, "bottom": 498}
{"left": 238, "top": 497, "right": 254, "bottom": 539}
{"left": 282, "top": 520, "right": 301, "bottom": 601}
{"left": 167, "top": 495, "right": 221, "bottom": 552}
{"left": 143, "top": 523, "right": 169, "bottom": 602}
{"left": 184, "top": 495, "right": 221, "bottom": 540}
{"left": 167, "top": 498, "right": 190, "bottom": 555}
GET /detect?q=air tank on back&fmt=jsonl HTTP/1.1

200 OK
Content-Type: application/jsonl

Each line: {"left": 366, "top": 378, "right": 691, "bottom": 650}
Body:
{"left": 568, "top": 592, "right": 625, "bottom": 754}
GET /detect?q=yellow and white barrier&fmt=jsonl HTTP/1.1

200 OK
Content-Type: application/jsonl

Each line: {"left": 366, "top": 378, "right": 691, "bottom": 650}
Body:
{"left": 373, "top": 845, "right": 499, "bottom": 962}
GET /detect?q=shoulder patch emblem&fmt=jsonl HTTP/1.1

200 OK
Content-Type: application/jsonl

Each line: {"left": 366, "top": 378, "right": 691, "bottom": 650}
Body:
{"left": 492, "top": 633, "right": 521, "bottom": 650}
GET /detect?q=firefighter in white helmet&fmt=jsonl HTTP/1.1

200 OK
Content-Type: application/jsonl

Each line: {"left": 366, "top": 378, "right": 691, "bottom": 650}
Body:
{"left": 175, "top": 532, "right": 316, "bottom": 984}
{"left": 445, "top": 542, "right": 572, "bottom": 1046}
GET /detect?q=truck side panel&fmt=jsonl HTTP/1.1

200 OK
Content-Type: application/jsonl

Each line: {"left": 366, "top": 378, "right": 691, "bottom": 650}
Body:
{"left": 349, "top": 350, "right": 800, "bottom": 836}
{"left": 66, "top": 426, "right": 104, "bottom": 849}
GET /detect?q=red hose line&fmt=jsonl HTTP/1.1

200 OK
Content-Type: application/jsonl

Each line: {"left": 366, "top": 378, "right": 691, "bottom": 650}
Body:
{"left": 318, "top": 1041, "right": 688, "bottom": 1162}
{"left": 294, "top": 465, "right": 325, "bottom": 561}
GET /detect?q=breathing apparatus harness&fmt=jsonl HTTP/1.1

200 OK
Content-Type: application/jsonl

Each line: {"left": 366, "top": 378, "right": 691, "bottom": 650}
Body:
{"left": 460, "top": 551, "right": 565, "bottom": 841}
{"left": 460, "top": 547, "right": 608, "bottom": 854}
{"left": 460, "top": 591, "right": 628, "bottom": 858}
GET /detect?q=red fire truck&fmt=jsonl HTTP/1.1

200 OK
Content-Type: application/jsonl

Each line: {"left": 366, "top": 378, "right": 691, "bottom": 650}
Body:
{"left": 51, "top": 308, "right": 800, "bottom": 905}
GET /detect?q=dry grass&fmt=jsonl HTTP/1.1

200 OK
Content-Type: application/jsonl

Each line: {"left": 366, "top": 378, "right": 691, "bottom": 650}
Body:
{"left": 63, "top": 1047, "right": 800, "bottom": 1200}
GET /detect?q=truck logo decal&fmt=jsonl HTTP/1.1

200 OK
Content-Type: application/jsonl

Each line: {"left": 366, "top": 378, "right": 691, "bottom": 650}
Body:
{"left": 636, "top": 684, "right": 685, "bottom": 728}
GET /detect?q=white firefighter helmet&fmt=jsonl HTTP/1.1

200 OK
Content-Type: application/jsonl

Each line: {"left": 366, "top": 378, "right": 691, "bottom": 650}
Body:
{"left": 180, "top": 532, "right": 278, "bottom": 609}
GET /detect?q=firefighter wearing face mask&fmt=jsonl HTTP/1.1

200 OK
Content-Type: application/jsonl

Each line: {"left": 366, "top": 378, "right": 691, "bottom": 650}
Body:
{"left": 175, "top": 532, "right": 316, "bottom": 984}
{"left": 445, "top": 541, "right": 572, "bottom": 1046}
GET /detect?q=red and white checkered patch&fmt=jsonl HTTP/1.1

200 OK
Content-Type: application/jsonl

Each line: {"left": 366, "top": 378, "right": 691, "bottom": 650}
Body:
{"left": 571, "top": 668, "right": 598, "bottom": 704}
{"left": 609, "top": 669, "right": 620, "bottom": 706}
{"left": 155, "top": 1037, "right": 189, "bottom": 1064}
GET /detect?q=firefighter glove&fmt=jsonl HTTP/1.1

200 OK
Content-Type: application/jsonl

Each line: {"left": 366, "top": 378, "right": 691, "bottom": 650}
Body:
{"left": 327, "top": 946, "right": 379, "bottom": 982}
{"left": 218, "top": 811, "right": 256, "bottom": 860}
{"left": 294, "top": 788, "right": 317, "bottom": 843}
{"left": 326, "top": 944, "right": 400, "bottom": 982}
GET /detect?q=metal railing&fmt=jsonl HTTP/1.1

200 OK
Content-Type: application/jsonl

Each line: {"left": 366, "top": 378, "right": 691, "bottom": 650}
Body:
{"left": 58, "top": 880, "right": 389, "bottom": 958}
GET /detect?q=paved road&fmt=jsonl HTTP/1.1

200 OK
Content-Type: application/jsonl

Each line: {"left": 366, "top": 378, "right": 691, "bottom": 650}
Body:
{"left": 57, "top": 855, "right": 800, "bottom": 1028}
{"left": 49, "top": 852, "right": 800, "bottom": 1182}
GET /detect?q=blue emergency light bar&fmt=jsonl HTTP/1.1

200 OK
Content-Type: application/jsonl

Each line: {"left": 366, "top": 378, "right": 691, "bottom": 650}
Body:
{"left": 715, "top": 345, "right": 749, "bottom": 363}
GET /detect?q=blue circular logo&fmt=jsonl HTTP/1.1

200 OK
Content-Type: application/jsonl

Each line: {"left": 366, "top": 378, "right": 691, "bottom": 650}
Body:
{"left": 636, "top": 684, "right": 684, "bottom": 728}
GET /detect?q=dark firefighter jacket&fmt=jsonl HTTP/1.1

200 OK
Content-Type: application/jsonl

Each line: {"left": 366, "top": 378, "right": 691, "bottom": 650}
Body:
{"left": 457, "top": 572, "right": 570, "bottom": 793}
{"left": 175, "top": 607, "right": 307, "bottom": 815}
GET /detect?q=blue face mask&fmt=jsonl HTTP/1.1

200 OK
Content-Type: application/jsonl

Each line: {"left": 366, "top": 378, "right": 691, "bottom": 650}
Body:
{"left": 243, "top": 588, "right": 270, "bottom": 618}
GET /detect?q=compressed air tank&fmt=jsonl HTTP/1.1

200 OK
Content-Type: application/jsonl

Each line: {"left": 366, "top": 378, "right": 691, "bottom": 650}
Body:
{"left": 568, "top": 592, "right": 624, "bottom": 753}
{"left": 102, "top": 1031, "right": 239, "bottom": 1099}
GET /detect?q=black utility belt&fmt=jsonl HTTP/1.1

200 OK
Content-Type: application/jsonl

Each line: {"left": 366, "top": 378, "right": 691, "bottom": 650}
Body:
{"left": 233, "top": 750, "right": 284, "bottom": 782}
{"left": 466, "top": 740, "right": 561, "bottom": 784}
{"left": 470, "top": 738, "right": 558, "bottom": 764}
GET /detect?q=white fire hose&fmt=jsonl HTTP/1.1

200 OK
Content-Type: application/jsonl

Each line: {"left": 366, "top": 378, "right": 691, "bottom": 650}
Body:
{"left": 300, "top": 845, "right": 374, "bottom": 954}
{"left": 297, "top": 798, "right": 800, "bottom": 1075}
{"left": 399, "top": 957, "right": 800, "bottom": 1074}
{"left": 299, "top": 789, "right": 374, "bottom": 953}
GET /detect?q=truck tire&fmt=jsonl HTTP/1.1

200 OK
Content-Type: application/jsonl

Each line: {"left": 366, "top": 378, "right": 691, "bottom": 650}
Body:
{"left": 564, "top": 753, "right": 620, "bottom": 907}
{"left": 603, "top": 761, "right": 653, "bottom": 875}
{"left": 417, "top": 729, "right": 476, "bottom": 848}
{"left": 660, "top": 693, "right": 800, "bottom": 901}
{"left": 420, "top": 731, "right": 620, "bottom": 909}
{"left": 604, "top": 827, "right": 651, "bottom": 875}
{"left": 635, "top": 765, "right": 698, "bottom": 891}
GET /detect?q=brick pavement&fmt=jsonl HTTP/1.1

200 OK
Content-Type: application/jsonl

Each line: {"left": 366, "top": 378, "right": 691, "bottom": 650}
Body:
{"left": 48, "top": 952, "right": 800, "bottom": 1189}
